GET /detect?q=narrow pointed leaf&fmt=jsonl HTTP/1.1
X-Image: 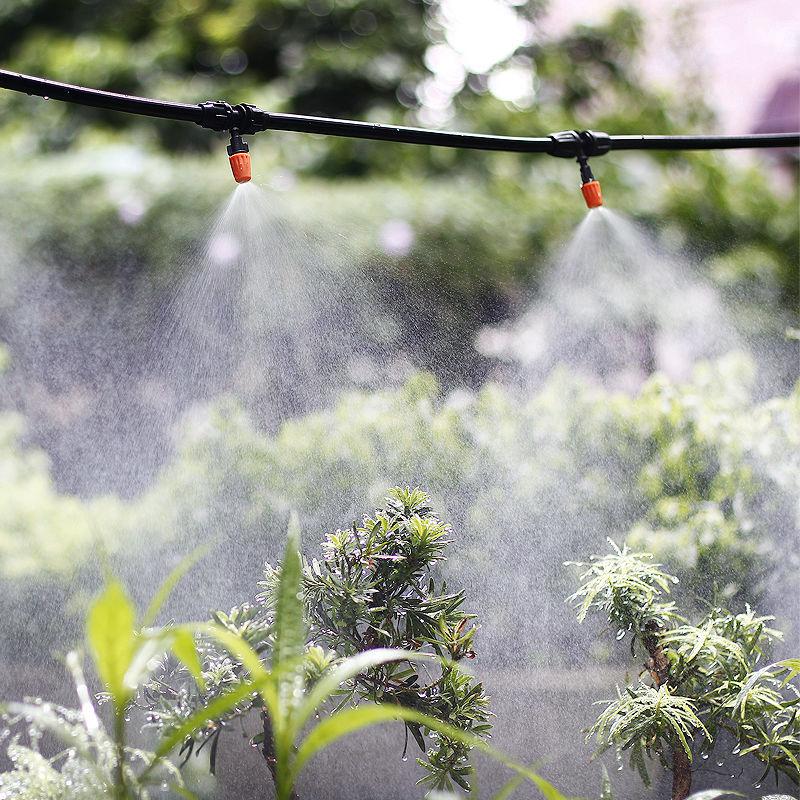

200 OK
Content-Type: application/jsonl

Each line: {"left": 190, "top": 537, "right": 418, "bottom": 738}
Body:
{"left": 292, "top": 704, "right": 569, "bottom": 800}
{"left": 295, "top": 648, "right": 434, "bottom": 734}
{"left": 171, "top": 628, "right": 206, "bottom": 691}
{"left": 493, "top": 774, "right": 526, "bottom": 800}
{"left": 150, "top": 677, "right": 271, "bottom": 765}
{"left": 273, "top": 514, "right": 306, "bottom": 674}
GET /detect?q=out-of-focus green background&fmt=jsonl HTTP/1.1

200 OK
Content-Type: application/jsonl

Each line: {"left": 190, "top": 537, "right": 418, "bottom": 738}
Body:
{"left": 0, "top": 0, "right": 797, "bottom": 486}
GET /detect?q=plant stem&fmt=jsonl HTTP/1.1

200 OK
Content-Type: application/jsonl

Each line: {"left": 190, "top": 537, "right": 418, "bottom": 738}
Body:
{"left": 642, "top": 621, "right": 692, "bottom": 800}
{"left": 671, "top": 745, "right": 691, "bottom": 800}
{"left": 261, "top": 709, "right": 298, "bottom": 800}
{"left": 113, "top": 708, "right": 126, "bottom": 800}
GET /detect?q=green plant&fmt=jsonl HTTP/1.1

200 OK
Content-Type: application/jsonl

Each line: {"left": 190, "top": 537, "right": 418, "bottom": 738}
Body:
{"left": 1, "top": 525, "right": 567, "bottom": 800}
{"left": 0, "top": 555, "right": 209, "bottom": 799}
{"left": 568, "top": 541, "right": 800, "bottom": 800}
{"left": 141, "top": 488, "right": 500, "bottom": 795}
{"left": 144, "top": 511, "right": 566, "bottom": 800}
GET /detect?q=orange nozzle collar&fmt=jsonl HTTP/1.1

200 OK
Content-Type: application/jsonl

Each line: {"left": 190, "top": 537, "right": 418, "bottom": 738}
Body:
{"left": 581, "top": 179, "right": 603, "bottom": 209}
{"left": 229, "top": 151, "right": 251, "bottom": 183}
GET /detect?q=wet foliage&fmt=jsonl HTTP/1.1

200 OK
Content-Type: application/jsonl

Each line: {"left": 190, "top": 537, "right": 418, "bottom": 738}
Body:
{"left": 569, "top": 541, "right": 800, "bottom": 798}
{"left": 0, "top": 503, "right": 559, "bottom": 800}
{"left": 140, "top": 488, "right": 491, "bottom": 794}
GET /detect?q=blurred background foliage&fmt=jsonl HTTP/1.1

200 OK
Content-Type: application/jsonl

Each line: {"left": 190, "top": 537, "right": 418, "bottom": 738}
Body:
{"left": 0, "top": 1, "right": 796, "bottom": 365}
{"left": 0, "top": 0, "right": 796, "bottom": 594}
{"left": 2, "top": 352, "right": 797, "bottom": 666}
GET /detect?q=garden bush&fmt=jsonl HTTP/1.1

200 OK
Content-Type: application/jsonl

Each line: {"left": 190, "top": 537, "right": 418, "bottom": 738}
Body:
{"left": 129, "top": 353, "right": 797, "bottom": 624}
{"left": 1, "top": 4, "right": 797, "bottom": 489}
{"left": 1, "top": 353, "right": 796, "bottom": 664}
{"left": 569, "top": 540, "right": 800, "bottom": 799}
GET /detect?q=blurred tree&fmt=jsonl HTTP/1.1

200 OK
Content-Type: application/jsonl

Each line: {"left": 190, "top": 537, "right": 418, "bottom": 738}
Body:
{"left": 0, "top": 0, "right": 436, "bottom": 156}
{"left": 0, "top": 2, "right": 796, "bottom": 498}
{"left": 0, "top": 3, "right": 706, "bottom": 172}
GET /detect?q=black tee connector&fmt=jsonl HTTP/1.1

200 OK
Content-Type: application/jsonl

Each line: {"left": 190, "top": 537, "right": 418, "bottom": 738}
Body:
{"left": 548, "top": 130, "right": 611, "bottom": 158}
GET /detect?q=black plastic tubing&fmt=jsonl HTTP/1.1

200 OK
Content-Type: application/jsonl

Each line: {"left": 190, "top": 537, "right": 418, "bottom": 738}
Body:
{"left": 1, "top": 69, "right": 798, "bottom": 156}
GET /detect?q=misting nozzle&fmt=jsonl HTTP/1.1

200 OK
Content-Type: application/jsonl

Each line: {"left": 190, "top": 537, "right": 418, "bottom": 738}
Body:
{"left": 577, "top": 155, "right": 603, "bottom": 209}
{"left": 581, "top": 180, "right": 603, "bottom": 208}
{"left": 227, "top": 129, "right": 251, "bottom": 183}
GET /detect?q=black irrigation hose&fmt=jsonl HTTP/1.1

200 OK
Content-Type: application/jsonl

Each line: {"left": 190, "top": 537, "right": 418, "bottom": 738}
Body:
{"left": 1, "top": 69, "right": 798, "bottom": 157}
{"left": 0, "top": 69, "right": 202, "bottom": 125}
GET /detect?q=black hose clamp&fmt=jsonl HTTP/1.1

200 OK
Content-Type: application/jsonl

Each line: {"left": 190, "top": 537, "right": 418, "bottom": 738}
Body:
{"left": 579, "top": 130, "right": 611, "bottom": 157}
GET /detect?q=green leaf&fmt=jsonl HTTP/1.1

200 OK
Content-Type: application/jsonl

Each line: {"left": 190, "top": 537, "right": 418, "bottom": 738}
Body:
{"left": 295, "top": 647, "right": 434, "bottom": 734}
{"left": 86, "top": 580, "right": 136, "bottom": 707}
{"left": 292, "top": 704, "right": 569, "bottom": 800}
{"left": 685, "top": 792, "right": 745, "bottom": 800}
{"left": 493, "top": 774, "right": 526, "bottom": 800}
{"left": 273, "top": 513, "right": 306, "bottom": 676}
{"left": 171, "top": 628, "right": 206, "bottom": 691}
{"left": 123, "top": 628, "right": 205, "bottom": 693}
{"left": 170, "top": 785, "right": 201, "bottom": 800}
{"left": 733, "top": 657, "right": 800, "bottom": 719}
{"left": 268, "top": 515, "right": 308, "bottom": 800}
{"left": 150, "top": 677, "right": 271, "bottom": 764}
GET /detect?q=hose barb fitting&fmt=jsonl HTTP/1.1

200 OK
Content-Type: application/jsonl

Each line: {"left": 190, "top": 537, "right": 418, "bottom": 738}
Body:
{"left": 227, "top": 129, "right": 251, "bottom": 183}
{"left": 578, "top": 154, "right": 603, "bottom": 209}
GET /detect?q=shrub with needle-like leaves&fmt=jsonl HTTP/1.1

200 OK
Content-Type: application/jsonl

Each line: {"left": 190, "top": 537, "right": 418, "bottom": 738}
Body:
{"left": 568, "top": 540, "right": 800, "bottom": 800}
{"left": 141, "top": 488, "right": 494, "bottom": 795}
{"left": 1, "top": 514, "right": 564, "bottom": 800}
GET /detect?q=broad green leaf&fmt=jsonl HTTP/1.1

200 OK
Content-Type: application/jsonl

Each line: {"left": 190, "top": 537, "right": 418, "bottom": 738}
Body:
{"left": 170, "top": 628, "right": 206, "bottom": 691}
{"left": 268, "top": 516, "right": 307, "bottom": 800}
{"left": 123, "top": 628, "right": 205, "bottom": 693}
{"left": 150, "top": 676, "right": 271, "bottom": 765}
{"left": 141, "top": 543, "right": 212, "bottom": 628}
{"left": 124, "top": 633, "right": 171, "bottom": 692}
{"left": 86, "top": 580, "right": 136, "bottom": 707}
{"left": 292, "top": 704, "right": 569, "bottom": 800}
{"left": 685, "top": 792, "right": 745, "bottom": 800}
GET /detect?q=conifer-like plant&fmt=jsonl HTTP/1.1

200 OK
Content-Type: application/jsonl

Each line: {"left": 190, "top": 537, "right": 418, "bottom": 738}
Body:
{"left": 568, "top": 540, "right": 800, "bottom": 800}
{"left": 141, "top": 488, "right": 495, "bottom": 796}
